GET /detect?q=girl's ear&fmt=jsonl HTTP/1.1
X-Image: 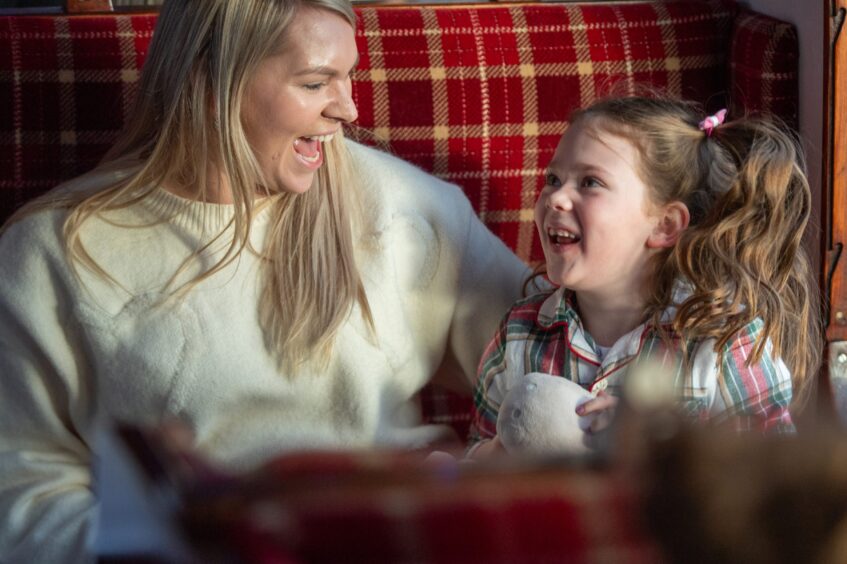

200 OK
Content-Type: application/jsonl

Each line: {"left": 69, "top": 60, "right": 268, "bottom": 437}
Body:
{"left": 647, "top": 201, "right": 690, "bottom": 249}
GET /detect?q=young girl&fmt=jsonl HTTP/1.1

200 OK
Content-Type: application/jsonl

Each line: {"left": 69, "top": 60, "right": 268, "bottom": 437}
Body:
{"left": 469, "top": 96, "right": 822, "bottom": 456}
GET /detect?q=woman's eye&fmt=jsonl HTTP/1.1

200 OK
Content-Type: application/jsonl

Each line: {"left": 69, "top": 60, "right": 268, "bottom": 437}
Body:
{"left": 545, "top": 173, "right": 561, "bottom": 188}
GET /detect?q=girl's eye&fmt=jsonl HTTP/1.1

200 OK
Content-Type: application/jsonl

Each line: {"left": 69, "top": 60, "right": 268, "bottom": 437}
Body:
{"left": 580, "top": 176, "right": 603, "bottom": 189}
{"left": 545, "top": 173, "right": 562, "bottom": 188}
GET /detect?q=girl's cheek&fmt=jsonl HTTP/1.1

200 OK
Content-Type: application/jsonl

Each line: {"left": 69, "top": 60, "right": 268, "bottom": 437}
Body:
{"left": 534, "top": 198, "right": 546, "bottom": 226}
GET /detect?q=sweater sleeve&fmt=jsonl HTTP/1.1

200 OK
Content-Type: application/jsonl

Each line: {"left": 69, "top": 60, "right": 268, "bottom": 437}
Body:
{"left": 445, "top": 202, "right": 529, "bottom": 389}
{"left": 0, "top": 215, "right": 96, "bottom": 563}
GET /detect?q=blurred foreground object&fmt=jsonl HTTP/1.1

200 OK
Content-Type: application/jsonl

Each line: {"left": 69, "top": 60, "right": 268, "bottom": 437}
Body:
{"left": 106, "top": 421, "right": 654, "bottom": 563}
{"left": 98, "top": 360, "right": 847, "bottom": 563}
{"left": 641, "top": 423, "right": 847, "bottom": 564}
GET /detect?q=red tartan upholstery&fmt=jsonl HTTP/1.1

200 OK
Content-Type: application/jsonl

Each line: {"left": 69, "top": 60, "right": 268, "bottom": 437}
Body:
{"left": 351, "top": 0, "right": 740, "bottom": 264}
{"left": 729, "top": 10, "right": 799, "bottom": 129}
{"left": 0, "top": 1, "right": 798, "bottom": 444}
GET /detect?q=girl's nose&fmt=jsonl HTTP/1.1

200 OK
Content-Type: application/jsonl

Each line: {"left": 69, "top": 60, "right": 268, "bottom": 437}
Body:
{"left": 546, "top": 187, "right": 574, "bottom": 211}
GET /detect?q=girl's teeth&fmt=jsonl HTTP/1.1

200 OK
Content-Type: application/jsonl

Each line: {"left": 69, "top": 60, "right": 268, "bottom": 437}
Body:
{"left": 548, "top": 229, "right": 576, "bottom": 239}
{"left": 548, "top": 228, "right": 579, "bottom": 244}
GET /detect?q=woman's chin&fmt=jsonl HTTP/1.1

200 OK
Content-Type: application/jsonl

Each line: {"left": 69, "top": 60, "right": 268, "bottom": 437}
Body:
{"left": 271, "top": 173, "right": 317, "bottom": 195}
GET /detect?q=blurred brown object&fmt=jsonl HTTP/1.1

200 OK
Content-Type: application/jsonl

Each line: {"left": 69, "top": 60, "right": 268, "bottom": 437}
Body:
{"left": 66, "top": 0, "right": 112, "bottom": 12}
{"left": 640, "top": 424, "right": 847, "bottom": 564}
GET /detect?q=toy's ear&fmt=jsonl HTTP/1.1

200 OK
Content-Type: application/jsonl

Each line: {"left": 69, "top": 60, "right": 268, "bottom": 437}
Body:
{"left": 647, "top": 201, "right": 689, "bottom": 249}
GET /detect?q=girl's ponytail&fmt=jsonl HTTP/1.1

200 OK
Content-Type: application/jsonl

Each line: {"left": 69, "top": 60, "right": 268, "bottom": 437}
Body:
{"left": 670, "top": 117, "right": 820, "bottom": 401}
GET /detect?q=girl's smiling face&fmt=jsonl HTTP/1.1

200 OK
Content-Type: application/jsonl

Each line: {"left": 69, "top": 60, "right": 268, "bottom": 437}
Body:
{"left": 534, "top": 119, "right": 664, "bottom": 300}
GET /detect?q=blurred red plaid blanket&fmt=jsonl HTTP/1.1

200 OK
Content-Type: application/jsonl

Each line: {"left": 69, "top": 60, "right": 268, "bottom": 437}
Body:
{"left": 107, "top": 425, "right": 660, "bottom": 564}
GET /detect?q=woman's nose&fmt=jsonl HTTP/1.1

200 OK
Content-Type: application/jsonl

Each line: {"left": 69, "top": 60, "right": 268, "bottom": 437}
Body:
{"left": 325, "top": 81, "right": 358, "bottom": 124}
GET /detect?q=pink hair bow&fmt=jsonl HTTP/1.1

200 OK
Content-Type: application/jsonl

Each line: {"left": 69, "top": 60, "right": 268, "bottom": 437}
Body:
{"left": 698, "top": 109, "right": 727, "bottom": 137}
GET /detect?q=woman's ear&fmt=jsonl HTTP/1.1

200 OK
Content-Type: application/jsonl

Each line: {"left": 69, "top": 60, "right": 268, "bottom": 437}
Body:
{"left": 647, "top": 201, "right": 690, "bottom": 249}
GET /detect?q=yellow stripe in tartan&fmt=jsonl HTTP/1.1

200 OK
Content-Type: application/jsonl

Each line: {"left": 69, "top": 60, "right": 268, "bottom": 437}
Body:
{"left": 360, "top": 9, "right": 390, "bottom": 132}
{"left": 422, "top": 8, "right": 450, "bottom": 177}
{"left": 352, "top": 122, "right": 566, "bottom": 140}
{"left": 0, "top": 129, "right": 122, "bottom": 146}
{"left": 116, "top": 17, "right": 140, "bottom": 125}
{"left": 466, "top": 8, "right": 492, "bottom": 216}
{"left": 478, "top": 209, "right": 536, "bottom": 224}
{"left": 756, "top": 20, "right": 794, "bottom": 116}
{"left": 508, "top": 6, "right": 541, "bottom": 261}
{"left": 353, "top": 56, "right": 724, "bottom": 83}
{"left": 569, "top": 6, "right": 594, "bottom": 113}
{"left": 355, "top": 12, "right": 735, "bottom": 39}
{"left": 654, "top": 2, "right": 683, "bottom": 96}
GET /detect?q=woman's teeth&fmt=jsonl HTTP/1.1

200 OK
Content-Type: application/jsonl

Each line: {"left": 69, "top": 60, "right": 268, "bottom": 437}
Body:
{"left": 305, "top": 132, "right": 335, "bottom": 143}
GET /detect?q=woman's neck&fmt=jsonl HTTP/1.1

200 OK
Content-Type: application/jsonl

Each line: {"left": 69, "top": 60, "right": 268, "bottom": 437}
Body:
{"left": 575, "top": 290, "right": 648, "bottom": 347}
{"left": 164, "top": 159, "right": 242, "bottom": 204}
{"left": 165, "top": 176, "right": 235, "bottom": 204}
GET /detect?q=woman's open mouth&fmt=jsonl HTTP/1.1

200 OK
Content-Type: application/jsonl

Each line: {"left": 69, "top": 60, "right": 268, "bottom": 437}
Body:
{"left": 293, "top": 132, "right": 335, "bottom": 169}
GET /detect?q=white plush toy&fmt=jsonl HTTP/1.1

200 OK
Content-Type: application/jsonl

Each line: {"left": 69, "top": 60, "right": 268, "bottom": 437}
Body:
{"left": 496, "top": 372, "right": 597, "bottom": 456}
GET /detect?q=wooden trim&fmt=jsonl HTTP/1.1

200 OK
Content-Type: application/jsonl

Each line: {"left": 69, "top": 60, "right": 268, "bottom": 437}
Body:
{"left": 66, "top": 0, "right": 114, "bottom": 13}
{"left": 827, "top": 0, "right": 847, "bottom": 342}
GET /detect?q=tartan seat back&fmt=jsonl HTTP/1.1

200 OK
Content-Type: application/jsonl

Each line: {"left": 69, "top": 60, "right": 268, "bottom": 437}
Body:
{"left": 0, "top": 1, "right": 798, "bottom": 439}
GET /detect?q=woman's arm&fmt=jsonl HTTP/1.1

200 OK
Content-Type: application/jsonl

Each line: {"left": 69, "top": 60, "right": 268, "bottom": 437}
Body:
{"left": 444, "top": 201, "right": 528, "bottom": 390}
{"left": 0, "top": 216, "right": 96, "bottom": 563}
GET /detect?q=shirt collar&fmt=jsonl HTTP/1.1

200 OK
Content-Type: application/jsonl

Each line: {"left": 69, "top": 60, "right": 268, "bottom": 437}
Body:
{"left": 535, "top": 286, "right": 577, "bottom": 329}
{"left": 534, "top": 280, "right": 693, "bottom": 365}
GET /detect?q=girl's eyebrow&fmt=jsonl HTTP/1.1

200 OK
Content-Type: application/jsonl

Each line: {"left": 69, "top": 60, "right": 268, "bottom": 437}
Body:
{"left": 295, "top": 54, "right": 360, "bottom": 77}
{"left": 546, "top": 161, "right": 612, "bottom": 176}
{"left": 573, "top": 162, "right": 611, "bottom": 175}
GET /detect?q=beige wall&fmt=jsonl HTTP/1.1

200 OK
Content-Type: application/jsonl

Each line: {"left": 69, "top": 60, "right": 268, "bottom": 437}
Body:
{"left": 738, "top": 0, "right": 826, "bottom": 278}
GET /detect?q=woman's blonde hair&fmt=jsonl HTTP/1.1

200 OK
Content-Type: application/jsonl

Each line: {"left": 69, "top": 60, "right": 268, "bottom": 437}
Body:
{"left": 570, "top": 96, "right": 821, "bottom": 401}
{"left": 4, "top": 0, "right": 373, "bottom": 372}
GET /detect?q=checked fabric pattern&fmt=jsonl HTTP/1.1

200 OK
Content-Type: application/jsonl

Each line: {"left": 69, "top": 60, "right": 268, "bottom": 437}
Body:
{"left": 174, "top": 448, "right": 662, "bottom": 563}
{"left": 0, "top": 14, "right": 157, "bottom": 222}
{"left": 349, "top": 0, "right": 741, "bottom": 265}
{"left": 729, "top": 10, "right": 799, "bottom": 130}
{"left": 0, "top": 3, "right": 799, "bottom": 441}
{"left": 0, "top": 1, "right": 800, "bottom": 253}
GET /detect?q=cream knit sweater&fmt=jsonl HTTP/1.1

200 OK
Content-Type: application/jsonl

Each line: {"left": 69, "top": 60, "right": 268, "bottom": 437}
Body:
{"left": 0, "top": 141, "right": 527, "bottom": 562}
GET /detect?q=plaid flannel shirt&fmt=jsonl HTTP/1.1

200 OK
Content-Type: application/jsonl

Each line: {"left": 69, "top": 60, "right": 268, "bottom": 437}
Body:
{"left": 470, "top": 286, "right": 795, "bottom": 447}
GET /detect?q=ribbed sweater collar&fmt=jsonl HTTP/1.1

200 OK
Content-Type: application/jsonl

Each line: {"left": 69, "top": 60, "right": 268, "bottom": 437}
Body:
{"left": 140, "top": 187, "right": 276, "bottom": 235}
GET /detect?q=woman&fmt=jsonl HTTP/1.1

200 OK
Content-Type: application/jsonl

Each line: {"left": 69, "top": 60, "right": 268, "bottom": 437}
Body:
{"left": 0, "top": 0, "right": 527, "bottom": 561}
